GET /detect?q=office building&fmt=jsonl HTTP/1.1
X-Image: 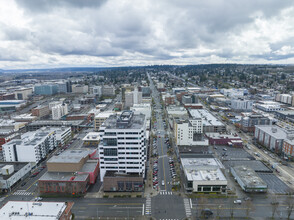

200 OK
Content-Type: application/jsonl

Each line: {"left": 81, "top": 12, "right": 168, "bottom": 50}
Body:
{"left": 255, "top": 101, "right": 284, "bottom": 112}
{"left": 90, "top": 86, "right": 102, "bottom": 96}
{"left": 31, "top": 105, "right": 50, "bottom": 118}
{"left": 231, "top": 99, "right": 253, "bottom": 111}
{"left": 98, "top": 111, "right": 147, "bottom": 182}
{"left": 102, "top": 85, "right": 115, "bottom": 96}
{"left": 71, "top": 84, "right": 89, "bottom": 94}
{"left": 0, "top": 100, "right": 26, "bottom": 112}
{"left": 2, "top": 128, "right": 57, "bottom": 163}
{"left": 141, "top": 86, "right": 151, "bottom": 97}
{"left": 14, "top": 87, "right": 33, "bottom": 100}
{"left": 124, "top": 92, "right": 133, "bottom": 108}
{"left": 182, "top": 95, "right": 192, "bottom": 104}
{"left": 94, "top": 111, "right": 114, "bottom": 131}
{"left": 34, "top": 84, "right": 58, "bottom": 96}
{"left": 240, "top": 113, "right": 271, "bottom": 132}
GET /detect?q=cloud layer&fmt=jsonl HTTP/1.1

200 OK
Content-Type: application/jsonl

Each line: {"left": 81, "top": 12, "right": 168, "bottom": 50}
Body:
{"left": 0, "top": 0, "right": 294, "bottom": 69}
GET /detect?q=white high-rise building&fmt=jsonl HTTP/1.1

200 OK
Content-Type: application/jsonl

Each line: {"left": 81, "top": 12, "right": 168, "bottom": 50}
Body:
{"left": 231, "top": 99, "right": 253, "bottom": 111}
{"left": 52, "top": 103, "right": 68, "bottom": 120}
{"left": 2, "top": 128, "right": 57, "bottom": 163}
{"left": 98, "top": 111, "right": 147, "bottom": 181}
{"left": 133, "top": 87, "right": 142, "bottom": 104}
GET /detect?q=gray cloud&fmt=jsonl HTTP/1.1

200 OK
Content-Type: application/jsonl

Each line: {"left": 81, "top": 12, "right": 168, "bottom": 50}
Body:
{"left": 0, "top": 0, "right": 293, "bottom": 68}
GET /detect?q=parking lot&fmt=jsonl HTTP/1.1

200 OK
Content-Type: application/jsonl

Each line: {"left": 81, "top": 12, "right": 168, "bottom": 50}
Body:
{"left": 257, "top": 173, "right": 291, "bottom": 194}
{"left": 215, "top": 146, "right": 254, "bottom": 160}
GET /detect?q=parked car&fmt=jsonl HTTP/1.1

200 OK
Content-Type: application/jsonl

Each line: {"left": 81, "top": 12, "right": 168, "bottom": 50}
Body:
{"left": 34, "top": 197, "right": 43, "bottom": 201}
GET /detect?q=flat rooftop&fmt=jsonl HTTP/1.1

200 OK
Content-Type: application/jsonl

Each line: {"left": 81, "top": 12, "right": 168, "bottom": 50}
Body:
{"left": 0, "top": 162, "right": 30, "bottom": 181}
{"left": 48, "top": 149, "right": 91, "bottom": 163}
{"left": 82, "top": 132, "right": 100, "bottom": 141}
{"left": 103, "top": 112, "right": 145, "bottom": 129}
{"left": 29, "top": 120, "right": 83, "bottom": 126}
{"left": 206, "top": 132, "right": 241, "bottom": 139}
{"left": 39, "top": 172, "right": 89, "bottom": 182}
{"left": 232, "top": 166, "right": 267, "bottom": 188}
{"left": 255, "top": 125, "right": 288, "bottom": 140}
{"left": 0, "top": 201, "right": 67, "bottom": 219}
{"left": 189, "top": 109, "right": 224, "bottom": 126}
{"left": 181, "top": 158, "right": 226, "bottom": 182}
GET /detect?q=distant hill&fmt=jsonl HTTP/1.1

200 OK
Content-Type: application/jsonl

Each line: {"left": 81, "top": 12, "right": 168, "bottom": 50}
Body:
{"left": 2, "top": 67, "right": 112, "bottom": 73}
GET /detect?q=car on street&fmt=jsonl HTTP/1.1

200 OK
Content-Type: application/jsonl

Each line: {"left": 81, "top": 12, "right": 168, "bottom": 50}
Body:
{"left": 201, "top": 209, "right": 213, "bottom": 219}
{"left": 21, "top": 182, "right": 27, "bottom": 187}
{"left": 234, "top": 200, "right": 242, "bottom": 204}
{"left": 34, "top": 197, "right": 43, "bottom": 201}
{"left": 161, "top": 180, "right": 165, "bottom": 186}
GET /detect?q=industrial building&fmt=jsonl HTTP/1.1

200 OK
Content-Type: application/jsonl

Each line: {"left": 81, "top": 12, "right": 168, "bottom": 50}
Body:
{"left": 181, "top": 156, "right": 227, "bottom": 193}
{"left": 231, "top": 166, "right": 267, "bottom": 193}
{"left": 0, "top": 201, "right": 74, "bottom": 220}
{"left": 98, "top": 111, "right": 147, "bottom": 183}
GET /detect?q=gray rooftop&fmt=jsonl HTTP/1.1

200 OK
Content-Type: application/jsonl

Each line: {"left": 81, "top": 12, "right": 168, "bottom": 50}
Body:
{"left": 232, "top": 166, "right": 267, "bottom": 188}
{"left": 255, "top": 125, "right": 288, "bottom": 140}
{"left": 48, "top": 149, "right": 91, "bottom": 163}
{"left": 0, "top": 162, "right": 30, "bottom": 180}
{"left": 189, "top": 109, "right": 224, "bottom": 126}
{"left": 102, "top": 111, "right": 145, "bottom": 129}
{"left": 39, "top": 172, "right": 89, "bottom": 182}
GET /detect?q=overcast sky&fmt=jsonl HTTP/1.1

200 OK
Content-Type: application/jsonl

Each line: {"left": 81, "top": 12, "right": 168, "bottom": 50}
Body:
{"left": 1, "top": 0, "right": 294, "bottom": 69}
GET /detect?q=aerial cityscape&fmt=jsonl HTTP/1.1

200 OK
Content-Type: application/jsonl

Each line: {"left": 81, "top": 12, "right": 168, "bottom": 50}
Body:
{"left": 1, "top": 1, "right": 294, "bottom": 220}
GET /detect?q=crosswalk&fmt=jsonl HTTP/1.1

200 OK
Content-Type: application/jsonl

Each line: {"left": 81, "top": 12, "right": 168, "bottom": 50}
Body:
{"left": 145, "top": 196, "right": 152, "bottom": 215}
{"left": 183, "top": 198, "right": 192, "bottom": 217}
{"left": 12, "top": 190, "right": 33, "bottom": 196}
{"left": 159, "top": 219, "right": 179, "bottom": 220}
{"left": 159, "top": 190, "right": 173, "bottom": 195}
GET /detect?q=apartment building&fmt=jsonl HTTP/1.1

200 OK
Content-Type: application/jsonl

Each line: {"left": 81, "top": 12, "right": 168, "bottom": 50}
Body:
{"left": 52, "top": 103, "right": 68, "bottom": 120}
{"left": 2, "top": 128, "right": 57, "bottom": 163}
{"left": 98, "top": 111, "right": 146, "bottom": 182}
{"left": 32, "top": 105, "right": 50, "bottom": 118}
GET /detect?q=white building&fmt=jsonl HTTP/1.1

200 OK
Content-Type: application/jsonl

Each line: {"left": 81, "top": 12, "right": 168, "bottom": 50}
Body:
{"left": 255, "top": 101, "right": 284, "bottom": 112}
{"left": 98, "top": 111, "right": 147, "bottom": 181}
{"left": 220, "top": 88, "right": 248, "bottom": 98}
{"left": 52, "top": 104, "right": 68, "bottom": 120}
{"left": 0, "top": 201, "right": 72, "bottom": 220}
{"left": 174, "top": 118, "right": 208, "bottom": 146}
{"left": 125, "top": 92, "right": 134, "bottom": 108}
{"left": 48, "top": 101, "right": 62, "bottom": 110}
{"left": 14, "top": 87, "right": 33, "bottom": 100}
{"left": 51, "top": 127, "right": 72, "bottom": 146}
{"left": 0, "top": 162, "right": 32, "bottom": 191}
{"left": 90, "top": 86, "right": 102, "bottom": 96}
{"left": 2, "top": 128, "right": 57, "bottom": 164}
{"left": 94, "top": 111, "right": 115, "bottom": 131}
{"left": 157, "top": 82, "right": 165, "bottom": 89}
{"left": 72, "top": 84, "right": 89, "bottom": 94}
{"left": 231, "top": 99, "right": 253, "bottom": 111}
{"left": 133, "top": 87, "right": 142, "bottom": 104}
{"left": 130, "top": 103, "right": 151, "bottom": 120}
{"left": 181, "top": 157, "right": 227, "bottom": 193}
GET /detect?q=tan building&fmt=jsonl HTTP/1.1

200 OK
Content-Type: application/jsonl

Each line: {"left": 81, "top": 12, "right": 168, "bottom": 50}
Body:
{"left": 32, "top": 105, "right": 50, "bottom": 118}
{"left": 94, "top": 111, "right": 114, "bottom": 131}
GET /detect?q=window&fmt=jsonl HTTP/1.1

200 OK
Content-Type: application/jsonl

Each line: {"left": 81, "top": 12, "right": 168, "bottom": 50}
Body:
{"left": 104, "top": 158, "right": 118, "bottom": 161}
{"left": 104, "top": 132, "right": 116, "bottom": 136}
{"left": 103, "top": 138, "right": 117, "bottom": 146}
{"left": 104, "top": 148, "right": 118, "bottom": 156}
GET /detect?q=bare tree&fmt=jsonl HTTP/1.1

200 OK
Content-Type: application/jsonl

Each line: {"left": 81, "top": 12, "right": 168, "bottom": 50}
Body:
{"left": 270, "top": 195, "right": 279, "bottom": 219}
{"left": 228, "top": 198, "right": 235, "bottom": 219}
{"left": 285, "top": 193, "right": 294, "bottom": 219}
{"left": 244, "top": 200, "right": 253, "bottom": 219}
{"left": 198, "top": 196, "right": 208, "bottom": 219}
{"left": 215, "top": 199, "right": 223, "bottom": 219}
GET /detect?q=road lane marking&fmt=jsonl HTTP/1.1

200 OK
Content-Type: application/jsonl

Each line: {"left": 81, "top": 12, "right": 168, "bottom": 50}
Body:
{"left": 88, "top": 203, "right": 142, "bottom": 206}
{"left": 142, "top": 203, "right": 144, "bottom": 215}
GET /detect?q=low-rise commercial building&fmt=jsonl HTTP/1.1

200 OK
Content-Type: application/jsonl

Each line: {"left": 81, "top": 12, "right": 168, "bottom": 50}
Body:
{"left": 0, "top": 201, "right": 74, "bottom": 220}
{"left": 275, "top": 110, "right": 294, "bottom": 120}
{"left": 0, "top": 162, "right": 32, "bottom": 192}
{"left": 94, "top": 111, "right": 115, "bottom": 131}
{"left": 181, "top": 156, "right": 227, "bottom": 193}
{"left": 231, "top": 166, "right": 267, "bottom": 193}
{"left": 38, "top": 149, "right": 99, "bottom": 195}
{"left": 0, "top": 100, "right": 26, "bottom": 112}
{"left": 206, "top": 133, "right": 243, "bottom": 147}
